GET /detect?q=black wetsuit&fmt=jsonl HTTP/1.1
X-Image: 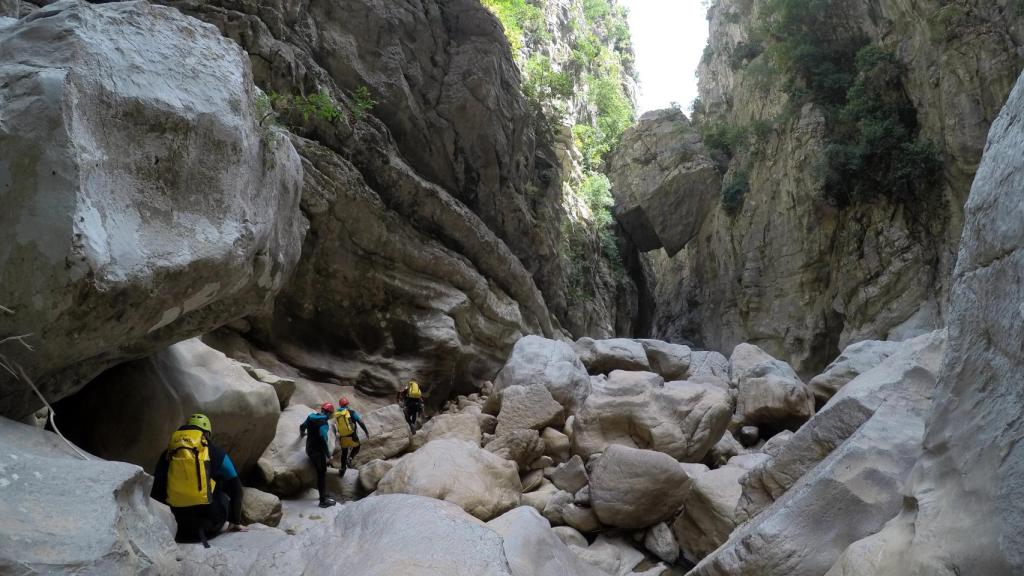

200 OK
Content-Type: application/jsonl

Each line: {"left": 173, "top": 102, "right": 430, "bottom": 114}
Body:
{"left": 300, "top": 412, "right": 331, "bottom": 501}
{"left": 151, "top": 425, "right": 243, "bottom": 544}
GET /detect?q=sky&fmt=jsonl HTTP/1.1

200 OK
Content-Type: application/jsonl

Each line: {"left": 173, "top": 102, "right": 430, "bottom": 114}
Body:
{"left": 620, "top": 0, "right": 710, "bottom": 114}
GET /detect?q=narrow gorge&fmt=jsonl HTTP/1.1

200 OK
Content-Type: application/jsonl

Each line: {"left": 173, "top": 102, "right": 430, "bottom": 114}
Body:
{"left": 0, "top": 0, "right": 1022, "bottom": 575}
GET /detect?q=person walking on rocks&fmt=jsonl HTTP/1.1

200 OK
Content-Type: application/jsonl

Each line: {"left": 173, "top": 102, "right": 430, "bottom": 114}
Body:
{"left": 334, "top": 397, "right": 370, "bottom": 478}
{"left": 151, "top": 413, "right": 247, "bottom": 547}
{"left": 396, "top": 380, "right": 424, "bottom": 432}
{"left": 300, "top": 402, "right": 337, "bottom": 508}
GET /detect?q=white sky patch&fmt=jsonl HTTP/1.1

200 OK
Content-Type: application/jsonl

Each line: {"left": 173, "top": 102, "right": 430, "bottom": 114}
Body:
{"left": 621, "top": 0, "right": 710, "bottom": 114}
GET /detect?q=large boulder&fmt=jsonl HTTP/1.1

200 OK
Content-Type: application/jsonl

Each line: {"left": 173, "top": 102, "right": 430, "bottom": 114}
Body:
{"left": 839, "top": 69, "right": 1024, "bottom": 576}
{"left": 672, "top": 465, "right": 747, "bottom": 563}
{"left": 410, "top": 412, "right": 481, "bottom": 450}
{"left": 0, "top": 0, "right": 304, "bottom": 419}
{"left": 730, "top": 344, "right": 815, "bottom": 431}
{"left": 354, "top": 404, "right": 413, "bottom": 464}
{"left": 639, "top": 339, "right": 692, "bottom": 380}
{"left": 487, "top": 506, "right": 607, "bottom": 576}
{"left": 573, "top": 534, "right": 646, "bottom": 576}
{"left": 377, "top": 439, "right": 521, "bottom": 520}
{"left": 256, "top": 405, "right": 318, "bottom": 497}
{"left": 177, "top": 495, "right": 513, "bottom": 575}
{"left": 590, "top": 445, "right": 692, "bottom": 529}
{"left": 572, "top": 372, "right": 732, "bottom": 462}
{"left": 495, "top": 384, "right": 565, "bottom": 436}
{"left": 0, "top": 417, "right": 177, "bottom": 574}
{"left": 240, "top": 488, "right": 282, "bottom": 527}
{"left": 55, "top": 338, "right": 279, "bottom": 475}
{"left": 737, "top": 330, "right": 946, "bottom": 521}
{"left": 608, "top": 108, "right": 721, "bottom": 255}
{"left": 807, "top": 340, "right": 902, "bottom": 405}
{"left": 494, "top": 336, "right": 591, "bottom": 413}
{"left": 486, "top": 429, "right": 546, "bottom": 469}
{"left": 573, "top": 338, "right": 651, "bottom": 374}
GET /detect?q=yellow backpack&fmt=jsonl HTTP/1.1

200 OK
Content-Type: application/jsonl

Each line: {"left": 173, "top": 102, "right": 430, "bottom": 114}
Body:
{"left": 165, "top": 429, "right": 215, "bottom": 508}
{"left": 407, "top": 381, "right": 422, "bottom": 399}
{"left": 335, "top": 409, "right": 355, "bottom": 437}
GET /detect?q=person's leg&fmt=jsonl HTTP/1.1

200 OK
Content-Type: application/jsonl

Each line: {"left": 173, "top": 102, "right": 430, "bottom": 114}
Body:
{"left": 339, "top": 447, "right": 349, "bottom": 477}
{"left": 349, "top": 445, "right": 360, "bottom": 467}
{"left": 309, "top": 451, "right": 327, "bottom": 500}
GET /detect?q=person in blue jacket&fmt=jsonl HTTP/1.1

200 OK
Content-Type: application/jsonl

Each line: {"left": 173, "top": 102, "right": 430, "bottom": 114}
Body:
{"left": 300, "top": 402, "right": 337, "bottom": 508}
{"left": 151, "top": 413, "right": 246, "bottom": 547}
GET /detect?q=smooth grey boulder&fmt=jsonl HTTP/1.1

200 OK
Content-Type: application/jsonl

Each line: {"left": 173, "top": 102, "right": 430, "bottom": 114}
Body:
{"left": 672, "top": 465, "right": 747, "bottom": 563}
{"left": 548, "top": 455, "right": 590, "bottom": 494}
{"left": 57, "top": 338, "right": 279, "bottom": 476}
{"left": 241, "top": 487, "right": 282, "bottom": 527}
{"left": 553, "top": 526, "right": 588, "bottom": 548}
{"left": 808, "top": 340, "right": 902, "bottom": 405}
{"left": 486, "top": 429, "right": 546, "bottom": 469}
{"left": 686, "top": 351, "right": 730, "bottom": 381}
{"left": 608, "top": 108, "right": 721, "bottom": 255}
{"left": 573, "top": 373, "right": 732, "bottom": 462}
{"left": 177, "top": 495, "right": 513, "bottom": 575}
{"left": 411, "top": 412, "right": 480, "bottom": 451}
{"left": 487, "top": 506, "right": 609, "bottom": 576}
{"left": 495, "top": 384, "right": 565, "bottom": 436}
{"left": 257, "top": 405, "right": 319, "bottom": 497}
{"left": 358, "top": 459, "right": 394, "bottom": 492}
{"left": 730, "top": 343, "right": 815, "bottom": 430}
{"left": 590, "top": 445, "right": 692, "bottom": 529}
{"left": 573, "top": 338, "right": 651, "bottom": 374}
{"left": 644, "top": 522, "right": 680, "bottom": 564}
{"left": 573, "top": 534, "right": 646, "bottom": 576}
{"left": 355, "top": 404, "right": 413, "bottom": 465}
{"left": 639, "top": 339, "right": 692, "bottom": 380}
{"left": 0, "top": 417, "right": 177, "bottom": 574}
{"left": 495, "top": 336, "right": 591, "bottom": 413}
{"left": 377, "top": 439, "right": 521, "bottom": 520}
{"left": 542, "top": 427, "right": 571, "bottom": 462}
{"left": 0, "top": 0, "right": 304, "bottom": 419}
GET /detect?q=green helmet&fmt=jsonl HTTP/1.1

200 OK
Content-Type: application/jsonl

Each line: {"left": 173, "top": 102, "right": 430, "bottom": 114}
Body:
{"left": 187, "top": 413, "right": 212, "bottom": 434}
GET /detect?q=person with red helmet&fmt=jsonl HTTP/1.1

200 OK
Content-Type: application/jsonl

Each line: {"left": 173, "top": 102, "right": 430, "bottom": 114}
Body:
{"left": 299, "top": 402, "right": 336, "bottom": 508}
{"left": 333, "top": 397, "right": 370, "bottom": 478}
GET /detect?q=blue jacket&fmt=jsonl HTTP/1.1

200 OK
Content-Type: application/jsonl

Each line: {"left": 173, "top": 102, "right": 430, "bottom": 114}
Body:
{"left": 300, "top": 413, "right": 331, "bottom": 454}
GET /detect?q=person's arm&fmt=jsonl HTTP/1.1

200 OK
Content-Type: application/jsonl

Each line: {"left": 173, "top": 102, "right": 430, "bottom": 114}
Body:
{"left": 354, "top": 412, "right": 369, "bottom": 436}
{"left": 213, "top": 451, "right": 246, "bottom": 530}
{"left": 150, "top": 452, "right": 169, "bottom": 504}
{"left": 299, "top": 417, "right": 308, "bottom": 438}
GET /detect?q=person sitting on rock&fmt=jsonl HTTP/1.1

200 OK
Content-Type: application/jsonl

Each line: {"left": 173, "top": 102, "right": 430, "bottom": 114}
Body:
{"left": 151, "top": 413, "right": 247, "bottom": 547}
{"left": 334, "top": 397, "right": 370, "bottom": 477}
{"left": 300, "top": 402, "right": 337, "bottom": 508}
{"left": 396, "top": 380, "right": 424, "bottom": 432}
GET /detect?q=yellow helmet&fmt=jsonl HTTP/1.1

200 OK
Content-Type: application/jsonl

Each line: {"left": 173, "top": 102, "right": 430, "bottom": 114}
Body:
{"left": 187, "top": 413, "right": 212, "bottom": 434}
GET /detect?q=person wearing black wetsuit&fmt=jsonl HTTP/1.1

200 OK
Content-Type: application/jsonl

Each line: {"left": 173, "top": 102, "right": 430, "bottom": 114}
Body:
{"left": 300, "top": 403, "right": 337, "bottom": 508}
{"left": 151, "top": 415, "right": 245, "bottom": 546}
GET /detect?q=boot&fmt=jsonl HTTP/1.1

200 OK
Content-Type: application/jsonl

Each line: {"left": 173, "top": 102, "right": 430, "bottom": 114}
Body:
{"left": 319, "top": 496, "right": 336, "bottom": 508}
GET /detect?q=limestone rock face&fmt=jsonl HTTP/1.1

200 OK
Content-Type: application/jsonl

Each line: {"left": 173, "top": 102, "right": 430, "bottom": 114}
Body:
{"left": 177, "top": 495, "right": 513, "bottom": 575}
{"left": 647, "top": 0, "right": 1023, "bottom": 376}
{"left": 0, "top": 417, "right": 177, "bottom": 575}
{"left": 487, "top": 506, "right": 604, "bottom": 576}
{"left": 495, "top": 336, "right": 592, "bottom": 412}
{"left": 0, "top": 0, "right": 305, "bottom": 420}
{"left": 848, "top": 67, "right": 1024, "bottom": 576}
{"left": 737, "top": 330, "right": 946, "bottom": 521}
{"left": 589, "top": 445, "right": 692, "bottom": 529}
{"left": 730, "top": 344, "right": 814, "bottom": 430}
{"left": 55, "top": 338, "right": 279, "bottom": 476}
{"left": 377, "top": 439, "right": 521, "bottom": 520}
{"left": 485, "top": 429, "right": 546, "bottom": 469}
{"left": 573, "top": 338, "right": 651, "bottom": 374}
{"left": 572, "top": 372, "right": 732, "bottom": 462}
{"left": 608, "top": 108, "right": 722, "bottom": 255}
{"left": 808, "top": 339, "right": 902, "bottom": 404}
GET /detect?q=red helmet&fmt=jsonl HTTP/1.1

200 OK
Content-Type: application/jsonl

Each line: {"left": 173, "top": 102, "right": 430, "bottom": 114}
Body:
{"left": 321, "top": 402, "right": 335, "bottom": 414}
{"left": 338, "top": 397, "right": 350, "bottom": 407}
